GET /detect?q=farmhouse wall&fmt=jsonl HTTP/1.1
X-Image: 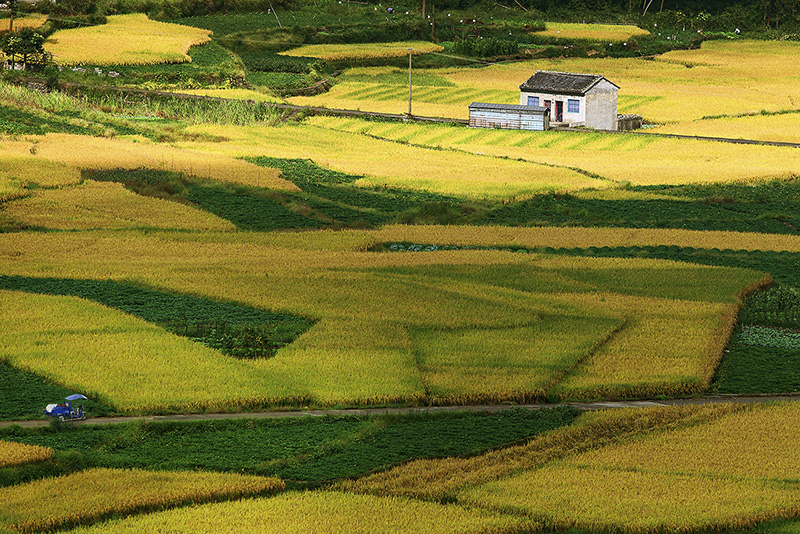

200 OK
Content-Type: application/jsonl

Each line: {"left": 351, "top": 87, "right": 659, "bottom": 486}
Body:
{"left": 519, "top": 91, "right": 587, "bottom": 127}
{"left": 584, "top": 79, "right": 618, "bottom": 131}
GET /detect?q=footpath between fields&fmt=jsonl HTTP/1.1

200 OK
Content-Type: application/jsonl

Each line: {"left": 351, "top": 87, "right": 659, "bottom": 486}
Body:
{"left": 1, "top": 394, "right": 797, "bottom": 429}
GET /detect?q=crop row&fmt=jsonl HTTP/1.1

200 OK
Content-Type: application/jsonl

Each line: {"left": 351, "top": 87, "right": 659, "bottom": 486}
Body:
{"left": 0, "top": 440, "right": 53, "bottom": 468}
{"left": 1, "top": 468, "right": 283, "bottom": 533}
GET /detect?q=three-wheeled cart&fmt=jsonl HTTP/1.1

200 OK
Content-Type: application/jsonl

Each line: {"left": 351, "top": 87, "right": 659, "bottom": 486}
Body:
{"left": 43, "top": 394, "right": 88, "bottom": 421}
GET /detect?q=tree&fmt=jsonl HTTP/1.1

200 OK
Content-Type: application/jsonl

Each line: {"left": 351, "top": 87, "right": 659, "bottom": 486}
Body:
{"left": 2, "top": 29, "right": 46, "bottom": 70}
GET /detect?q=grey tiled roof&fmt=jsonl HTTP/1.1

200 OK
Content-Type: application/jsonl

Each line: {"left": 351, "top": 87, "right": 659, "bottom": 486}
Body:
{"left": 519, "top": 70, "right": 618, "bottom": 95}
{"left": 468, "top": 102, "right": 549, "bottom": 113}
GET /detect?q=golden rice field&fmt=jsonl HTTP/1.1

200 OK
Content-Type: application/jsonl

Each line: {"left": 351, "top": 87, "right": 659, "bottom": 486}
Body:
{"left": 368, "top": 224, "right": 800, "bottom": 253}
{"left": 649, "top": 111, "right": 800, "bottom": 143}
{"left": 46, "top": 14, "right": 211, "bottom": 66}
{"left": 457, "top": 403, "right": 800, "bottom": 533}
{"left": 342, "top": 404, "right": 743, "bottom": 501}
{"left": 65, "top": 491, "right": 528, "bottom": 534}
{"left": 0, "top": 14, "right": 47, "bottom": 32}
{"left": 3, "top": 180, "right": 236, "bottom": 231}
{"left": 181, "top": 123, "right": 605, "bottom": 199}
{"left": 306, "top": 116, "right": 800, "bottom": 185}
{"left": 288, "top": 40, "right": 800, "bottom": 135}
{"left": 0, "top": 133, "right": 295, "bottom": 191}
{"left": 0, "top": 467, "right": 283, "bottom": 533}
{"left": 342, "top": 403, "right": 800, "bottom": 533}
{"left": 0, "top": 227, "right": 766, "bottom": 411}
{"left": 280, "top": 41, "right": 443, "bottom": 60}
{"left": 0, "top": 440, "right": 54, "bottom": 467}
{"left": 537, "top": 22, "right": 650, "bottom": 41}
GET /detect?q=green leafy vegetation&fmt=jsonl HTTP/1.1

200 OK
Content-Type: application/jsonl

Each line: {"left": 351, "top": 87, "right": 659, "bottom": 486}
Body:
{"left": 0, "top": 407, "right": 579, "bottom": 485}
{"left": 0, "top": 275, "right": 314, "bottom": 362}
{"left": 487, "top": 179, "right": 800, "bottom": 234}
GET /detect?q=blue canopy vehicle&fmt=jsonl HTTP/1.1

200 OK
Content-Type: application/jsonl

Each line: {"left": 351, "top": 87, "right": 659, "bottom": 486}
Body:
{"left": 43, "top": 394, "right": 88, "bottom": 421}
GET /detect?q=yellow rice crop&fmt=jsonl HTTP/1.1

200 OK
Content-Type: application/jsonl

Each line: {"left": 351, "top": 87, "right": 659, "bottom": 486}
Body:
{"left": 459, "top": 462, "right": 800, "bottom": 533}
{"left": 576, "top": 403, "right": 800, "bottom": 481}
{"left": 0, "top": 227, "right": 763, "bottom": 410}
{"left": 3, "top": 180, "right": 236, "bottom": 231}
{"left": 0, "top": 290, "right": 317, "bottom": 412}
{"left": 537, "top": 22, "right": 650, "bottom": 41}
{"left": 0, "top": 154, "right": 81, "bottom": 188}
{"left": 341, "top": 404, "right": 742, "bottom": 501}
{"left": 307, "top": 116, "right": 800, "bottom": 185}
{"left": 280, "top": 41, "right": 443, "bottom": 60}
{"left": 368, "top": 223, "right": 800, "bottom": 252}
{"left": 0, "top": 440, "right": 54, "bottom": 467}
{"left": 0, "top": 14, "right": 47, "bottom": 32}
{"left": 46, "top": 14, "right": 211, "bottom": 66}
{"left": 126, "top": 223, "right": 800, "bottom": 254}
{"left": 181, "top": 123, "right": 606, "bottom": 199}
{"left": 650, "top": 112, "right": 800, "bottom": 143}
{"left": 66, "top": 491, "right": 528, "bottom": 534}
{"left": 0, "top": 467, "right": 283, "bottom": 533}
{"left": 551, "top": 294, "right": 738, "bottom": 400}
{"left": 458, "top": 403, "right": 800, "bottom": 532}
{"left": 414, "top": 315, "right": 623, "bottom": 404}
{"left": 0, "top": 133, "right": 296, "bottom": 191}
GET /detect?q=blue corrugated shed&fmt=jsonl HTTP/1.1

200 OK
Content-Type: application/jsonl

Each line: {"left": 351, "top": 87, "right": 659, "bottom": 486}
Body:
{"left": 468, "top": 102, "right": 550, "bottom": 131}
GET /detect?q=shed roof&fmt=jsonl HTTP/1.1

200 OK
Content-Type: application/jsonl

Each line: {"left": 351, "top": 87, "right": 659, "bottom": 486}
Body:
{"left": 519, "top": 71, "right": 618, "bottom": 96}
{"left": 469, "top": 102, "right": 549, "bottom": 114}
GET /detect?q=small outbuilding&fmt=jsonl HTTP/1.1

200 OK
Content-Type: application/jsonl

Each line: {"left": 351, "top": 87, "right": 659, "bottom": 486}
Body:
{"left": 468, "top": 102, "right": 550, "bottom": 131}
{"left": 519, "top": 70, "right": 619, "bottom": 131}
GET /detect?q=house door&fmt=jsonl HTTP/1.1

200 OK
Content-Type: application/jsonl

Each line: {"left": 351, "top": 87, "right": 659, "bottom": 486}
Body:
{"left": 555, "top": 101, "right": 564, "bottom": 122}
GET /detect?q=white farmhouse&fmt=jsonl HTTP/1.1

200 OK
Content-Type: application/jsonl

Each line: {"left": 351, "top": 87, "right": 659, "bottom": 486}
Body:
{"left": 519, "top": 70, "right": 619, "bottom": 131}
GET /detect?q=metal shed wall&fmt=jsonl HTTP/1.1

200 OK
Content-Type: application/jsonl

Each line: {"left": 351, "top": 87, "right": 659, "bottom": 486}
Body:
{"left": 468, "top": 106, "right": 549, "bottom": 131}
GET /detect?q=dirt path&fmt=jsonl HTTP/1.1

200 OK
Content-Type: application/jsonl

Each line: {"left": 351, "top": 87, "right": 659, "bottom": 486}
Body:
{"left": 2, "top": 394, "right": 796, "bottom": 429}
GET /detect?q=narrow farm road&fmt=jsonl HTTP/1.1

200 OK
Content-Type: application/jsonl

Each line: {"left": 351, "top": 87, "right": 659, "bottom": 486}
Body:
{"left": 2, "top": 395, "right": 797, "bottom": 429}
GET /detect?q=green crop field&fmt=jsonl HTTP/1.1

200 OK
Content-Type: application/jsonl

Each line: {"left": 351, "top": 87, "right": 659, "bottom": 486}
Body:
{"left": 1, "top": 3, "right": 800, "bottom": 532}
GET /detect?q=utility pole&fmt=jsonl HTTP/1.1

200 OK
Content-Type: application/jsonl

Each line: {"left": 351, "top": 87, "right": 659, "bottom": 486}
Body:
{"left": 407, "top": 48, "right": 413, "bottom": 119}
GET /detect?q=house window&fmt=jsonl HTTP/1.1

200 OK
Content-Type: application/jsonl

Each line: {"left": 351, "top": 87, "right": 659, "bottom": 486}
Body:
{"left": 527, "top": 96, "right": 539, "bottom": 106}
{"left": 568, "top": 99, "right": 580, "bottom": 113}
